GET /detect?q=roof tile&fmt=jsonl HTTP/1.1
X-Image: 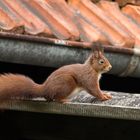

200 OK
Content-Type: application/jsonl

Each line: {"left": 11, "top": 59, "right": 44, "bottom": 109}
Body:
{"left": 3, "top": 0, "right": 54, "bottom": 37}
{"left": 44, "top": 0, "right": 80, "bottom": 40}
{"left": 0, "top": 1, "right": 24, "bottom": 33}
{"left": 98, "top": 0, "right": 140, "bottom": 48}
{"left": 122, "top": 5, "right": 140, "bottom": 25}
{"left": 74, "top": 13, "right": 109, "bottom": 44}
{"left": 115, "top": 0, "right": 140, "bottom": 7}
{"left": 1, "top": 0, "right": 140, "bottom": 49}
{"left": 0, "top": 8, "right": 23, "bottom": 33}
{"left": 68, "top": 0, "right": 134, "bottom": 48}
{"left": 24, "top": 0, "right": 79, "bottom": 40}
{"left": 97, "top": 1, "right": 135, "bottom": 48}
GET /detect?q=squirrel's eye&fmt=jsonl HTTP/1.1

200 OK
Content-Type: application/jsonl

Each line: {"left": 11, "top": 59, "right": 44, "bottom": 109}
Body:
{"left": 99, "top": 59, "right": 104, "bottom": 64}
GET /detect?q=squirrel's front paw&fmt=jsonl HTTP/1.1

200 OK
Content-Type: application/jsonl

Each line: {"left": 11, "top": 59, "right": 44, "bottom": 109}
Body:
{"left": 103, "top": 92, "right": 112, "bottom": 99}
{"left": 99, "top": 92, "right": 112, "bottom": 101}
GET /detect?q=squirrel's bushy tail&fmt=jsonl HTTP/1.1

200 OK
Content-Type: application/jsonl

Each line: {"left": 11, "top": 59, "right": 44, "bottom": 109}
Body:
{"left": 0, "top": 74, "right": 42, "bottom": 100}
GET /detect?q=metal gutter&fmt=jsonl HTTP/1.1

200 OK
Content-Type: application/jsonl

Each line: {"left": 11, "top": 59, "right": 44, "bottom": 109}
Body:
{"left": 0, "top": 32, "right": 135, "bottom": 55}
{"left": 0, "top": 32, "right": 140, "bottom": 77}
{"left": 1, "top": 91, "right": 140, "bottom": 121}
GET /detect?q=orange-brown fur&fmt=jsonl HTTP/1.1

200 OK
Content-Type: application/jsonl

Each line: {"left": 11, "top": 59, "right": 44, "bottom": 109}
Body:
{"left": 0, "top": 43, "right": 112, "bottom": 102}
{"left": 0, "top": 74, "right": 43, "bottom": 99}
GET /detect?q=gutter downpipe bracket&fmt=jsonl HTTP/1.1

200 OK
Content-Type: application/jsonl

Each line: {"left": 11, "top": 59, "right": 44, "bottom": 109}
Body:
{"left": 119, "top": 47, "right": 140, "bottom": 77}
{"left": 119, "top": 54, "right": 140, "bottom": 77}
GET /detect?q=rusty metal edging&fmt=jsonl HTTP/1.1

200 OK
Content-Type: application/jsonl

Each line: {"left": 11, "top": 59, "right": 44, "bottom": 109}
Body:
{"left": 0, "top": 32, "right": 140, "bottom": 77}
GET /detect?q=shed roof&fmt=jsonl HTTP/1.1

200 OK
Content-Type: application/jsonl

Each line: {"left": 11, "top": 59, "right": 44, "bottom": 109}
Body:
{"left": 0, "top": 0, "right": 140, "bottom": 49}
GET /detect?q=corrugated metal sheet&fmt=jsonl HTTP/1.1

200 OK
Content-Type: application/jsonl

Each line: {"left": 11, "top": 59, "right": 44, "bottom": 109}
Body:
{"left": 0, "top": 0, "right": 140, "bottom": 49}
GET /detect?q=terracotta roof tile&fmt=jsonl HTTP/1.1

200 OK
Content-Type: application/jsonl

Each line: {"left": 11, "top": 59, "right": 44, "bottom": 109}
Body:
{"left": 115, "top": 0, "right": 140, "bottom": 7}
{"left": 0, "top": 1, "right": 24, "bottom": 33}
{"left": 44, "top": 0, "right": 80, "bottom": 40}
{"left": 1, "top": 0, "right": 140, "bottom": 49}
{"left": 0, "top": 8, "right": 22, "bottom": 33}
{"left": 68, "top": 0, "right": 134, "bottom": 48}
{"left": 74, "top": 13, "right": 109, "bottom": 44}
{"left": 0, "top": 0, "right": 53, "bottom": 36}
{"left": 96, "top": 2, "right": 140, "bottom": 46}
{"left": 25, "top": 0, "right": 79, "bottom": 40}
{"left": 97, "top": 1, "right": 135, "bottom": 48}
{"left": 122, "top": 5, "right": 140, "bottom": 25}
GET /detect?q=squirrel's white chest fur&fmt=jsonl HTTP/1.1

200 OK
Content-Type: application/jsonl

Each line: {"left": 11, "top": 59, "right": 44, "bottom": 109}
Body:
{"left": 66, "top": 73, "right": 102, "bottom": 99}
{"left": 98, "top": 73, "right": 102, "bottom": 81}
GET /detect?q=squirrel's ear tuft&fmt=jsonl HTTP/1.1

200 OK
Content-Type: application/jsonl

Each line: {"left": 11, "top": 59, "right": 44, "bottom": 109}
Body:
{"left": 91, "top": 42, "right": 104, "bottom": 53}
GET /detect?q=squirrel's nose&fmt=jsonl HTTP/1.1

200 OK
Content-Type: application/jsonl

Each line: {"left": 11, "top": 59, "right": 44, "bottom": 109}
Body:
{"left": 108, "top": 65, "right": 112, "bottom": 70}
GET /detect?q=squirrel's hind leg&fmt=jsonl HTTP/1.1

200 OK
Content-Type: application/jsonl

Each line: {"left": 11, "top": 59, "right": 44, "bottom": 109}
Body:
{"left": 52, "top": 75, "right": 77, "bottom": 103}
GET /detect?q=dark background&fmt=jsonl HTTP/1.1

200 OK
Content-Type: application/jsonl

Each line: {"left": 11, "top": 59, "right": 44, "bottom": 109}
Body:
{"left": 0, "top": 61, "right": 140, "bottom": 140}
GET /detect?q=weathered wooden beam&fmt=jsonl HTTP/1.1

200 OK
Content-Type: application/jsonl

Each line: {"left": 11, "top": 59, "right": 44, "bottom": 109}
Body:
{"left": 0, "top": 91, "right": 140, "bottom": 121}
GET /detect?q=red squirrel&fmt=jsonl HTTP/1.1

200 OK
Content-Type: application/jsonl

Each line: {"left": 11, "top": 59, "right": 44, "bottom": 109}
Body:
{"left": 0, "top": 43, "right": 112, "bottom": 103}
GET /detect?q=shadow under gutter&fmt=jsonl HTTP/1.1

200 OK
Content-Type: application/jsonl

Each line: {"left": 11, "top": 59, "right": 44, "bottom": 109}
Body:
{"left": 0, "top": 33, "right": 140, "bottom": 78}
